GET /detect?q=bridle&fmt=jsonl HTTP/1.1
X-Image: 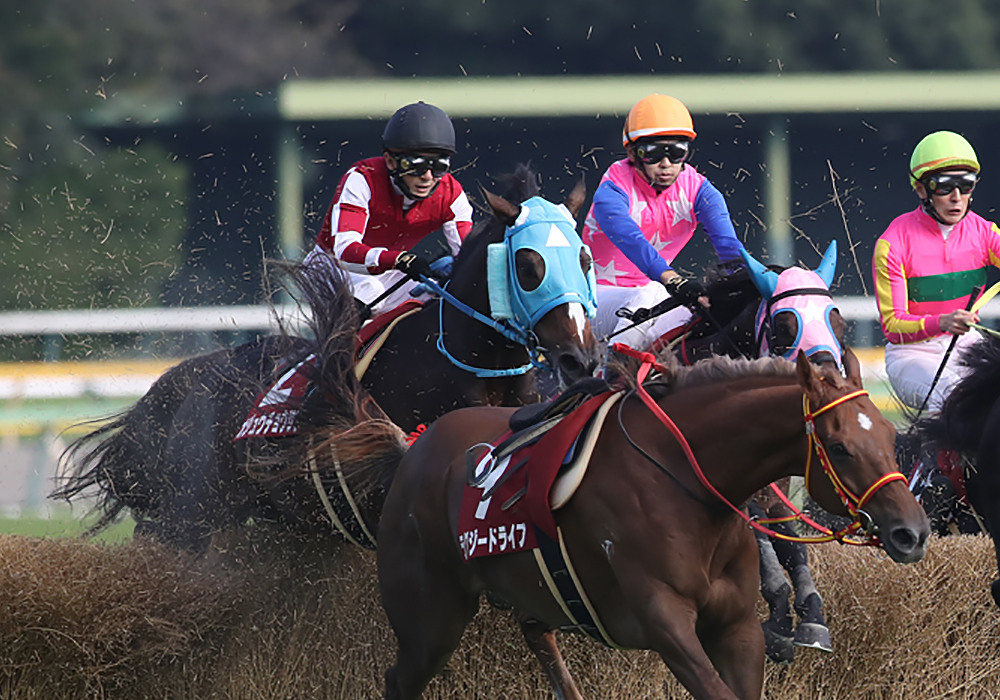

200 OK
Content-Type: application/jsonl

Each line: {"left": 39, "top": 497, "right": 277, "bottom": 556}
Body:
{"left": 613, "top": 343, "right": 908, "bottom": 545}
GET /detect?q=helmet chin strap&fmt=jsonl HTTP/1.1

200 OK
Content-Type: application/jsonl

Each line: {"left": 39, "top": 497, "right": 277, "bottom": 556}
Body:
{"left": 921, "top": 196, "right": 971, "bottom": 225}
{"left": 389, "top": 168, "right": 440, "bottom": 201}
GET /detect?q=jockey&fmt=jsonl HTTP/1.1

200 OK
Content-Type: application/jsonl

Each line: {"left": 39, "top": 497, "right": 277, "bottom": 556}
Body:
{"left": 872, "top": 130, "right": 1000, "bottom": 412}
{"left": 582, "top": 93, "right": 748, "bottom": 351}
{"left": 304, "top": 101, "right": 474, "bottom": 316}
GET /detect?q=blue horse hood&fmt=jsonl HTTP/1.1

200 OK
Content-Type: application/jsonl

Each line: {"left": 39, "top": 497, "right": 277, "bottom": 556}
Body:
{"left": 487, "top": 196, "right": 598, "bottom": 330}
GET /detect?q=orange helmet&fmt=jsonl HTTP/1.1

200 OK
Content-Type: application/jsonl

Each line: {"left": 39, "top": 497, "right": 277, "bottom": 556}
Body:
{"left": 622, "top": 94, "right": 696, "bottom": 146}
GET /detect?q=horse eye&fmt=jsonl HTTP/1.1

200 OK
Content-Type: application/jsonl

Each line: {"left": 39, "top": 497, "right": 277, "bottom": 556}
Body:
{"left": 515, "top": 249, "right": 544, "bottom": 291}
{"left": 579, "top": 248, "right": 593, "bottom": 275}
{"left": 827, "top": 442, "right": 852, "bottom": 460}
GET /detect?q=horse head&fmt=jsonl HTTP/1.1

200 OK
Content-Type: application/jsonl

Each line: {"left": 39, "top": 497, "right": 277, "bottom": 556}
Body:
{"left": 796, "top": 348, "right": 930, "bottom": 563}
{"left": 478, "top": 177, "right": 600, "bottom": 386}
{"left": 741, "top": 241, "right": 846, "bottom": 367}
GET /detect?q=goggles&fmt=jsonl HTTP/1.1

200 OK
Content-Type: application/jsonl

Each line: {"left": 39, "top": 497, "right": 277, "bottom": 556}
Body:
{"left": 924, "top": 171, "right": 978, "bottom": 196}
{"left": 394, "top": 153, "right": 451, "bottom": 177}
{"left": 635, "top": 140, "right": 690, "bottom": 165}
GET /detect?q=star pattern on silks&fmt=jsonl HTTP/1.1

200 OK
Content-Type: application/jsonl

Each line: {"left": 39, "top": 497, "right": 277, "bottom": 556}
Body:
{"left": 665, "top": 188, "right": 694, "bottom": 225}
{"left": 595, "top": 258, "right": 629, "bottom": 284}
{"left": 629, "top": 193, "right": 648, "bottom": 226}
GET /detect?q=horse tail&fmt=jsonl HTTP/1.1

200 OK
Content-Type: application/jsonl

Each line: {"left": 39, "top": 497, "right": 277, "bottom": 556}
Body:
{"left": 51, "top": 350, "right": 226, "bottom": 533}
{"left": 265, "top": 257, "right": 407, "bottom": 490}
{"left": 919, "top": 333, "right": 1000, "bottom": 456}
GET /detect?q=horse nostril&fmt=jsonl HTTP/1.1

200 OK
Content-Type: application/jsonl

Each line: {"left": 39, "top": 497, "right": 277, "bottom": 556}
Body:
{"left": 557, "top": 353, "right": 584, "bottom": 380}
{"left": 889, "top": 526, "right": 919, "bottom": 555}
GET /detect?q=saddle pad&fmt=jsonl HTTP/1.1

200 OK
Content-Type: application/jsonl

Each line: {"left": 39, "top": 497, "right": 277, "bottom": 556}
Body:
{"left": 234, "top": 301, "right": 423, "bottom": 441}
{"left": 457, "top": 391, "right": 615, "bottom": 560}
{"left": 234, "top": 353, "right": 317, "bottom": 441}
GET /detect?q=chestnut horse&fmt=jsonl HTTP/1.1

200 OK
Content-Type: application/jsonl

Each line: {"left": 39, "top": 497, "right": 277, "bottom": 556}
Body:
{"left": 376, "top": 349, "right": 929, "bottom": 700}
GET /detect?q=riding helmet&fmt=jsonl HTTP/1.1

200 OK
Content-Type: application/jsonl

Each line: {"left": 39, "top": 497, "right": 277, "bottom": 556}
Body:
{"left": 382, "top": 102, "right": 456, "bottom": 155}
{"left": 909, "top": 131, "right": 980, "bottom": 187}
{"left": 622, "top": 94, "right": 696, "bottom": 146}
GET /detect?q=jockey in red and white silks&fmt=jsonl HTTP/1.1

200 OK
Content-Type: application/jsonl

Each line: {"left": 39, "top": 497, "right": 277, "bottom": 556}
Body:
{"left": 873, "top": 130, "right": 1000, "bottom": 411}
{"left": 304, "top": 157, "right": 473, "bottom": 313}
{"left": 582, "top": 158, "right": 746, "bottom": 349}
{"left": 305, "top": 102, "right": 474, "bottom": 316}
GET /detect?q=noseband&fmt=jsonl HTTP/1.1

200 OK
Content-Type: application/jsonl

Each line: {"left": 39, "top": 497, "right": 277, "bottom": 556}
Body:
{"left": 613, "top": 343, "right": 907, "bottom": 545}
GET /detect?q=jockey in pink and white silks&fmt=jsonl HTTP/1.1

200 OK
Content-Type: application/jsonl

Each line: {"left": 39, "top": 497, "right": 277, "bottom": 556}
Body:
{"left": 873, "top": 131, "right": 1000, "bottom": 411}
{"left": 582, "top": 94, "right": 746, "bottom": 351}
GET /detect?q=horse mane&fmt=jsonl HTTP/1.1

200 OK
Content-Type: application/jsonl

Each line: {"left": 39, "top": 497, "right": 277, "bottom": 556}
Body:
{"left": 918, "top": 332, "right": 1000, "bottom": 455}
{"left": 453, "top": 163, "right": 542, "bottom": 270}
{"left": 607, "top": 350, "right": 797, "bottom": 396}
{"left": 671, "top": 354, "right": 797, "bottom": 390}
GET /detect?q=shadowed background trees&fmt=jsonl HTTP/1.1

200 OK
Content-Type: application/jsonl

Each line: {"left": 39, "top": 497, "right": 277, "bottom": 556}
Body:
{"left": 4, "top": 0, "right": 1000, "bottom": 312}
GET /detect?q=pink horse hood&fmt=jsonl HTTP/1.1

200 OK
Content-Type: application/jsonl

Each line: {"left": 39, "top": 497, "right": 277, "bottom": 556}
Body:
{"left": 742, "top": 242, "right": 842, "bottom": 367}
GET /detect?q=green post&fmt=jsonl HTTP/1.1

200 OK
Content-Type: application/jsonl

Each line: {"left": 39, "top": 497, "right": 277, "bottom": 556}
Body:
{"left": 277, "top": 123, "right": 304, "bottom": 263}
{"left": 764, "top": 117, "right": 793, "bottom": 265}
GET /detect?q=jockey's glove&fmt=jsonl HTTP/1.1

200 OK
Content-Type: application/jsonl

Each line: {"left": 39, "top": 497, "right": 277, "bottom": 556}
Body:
{"left": 395, "top": 251, "right": 435, "bottom": 282}
{"left": 662, "top": 275, "right": 706, "bottom": 306}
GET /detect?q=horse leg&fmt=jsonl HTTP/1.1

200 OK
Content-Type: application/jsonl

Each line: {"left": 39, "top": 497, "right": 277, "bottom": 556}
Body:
{"left": 641, "top": 588, "right": 763, "bottom": 699}
{"left": 378, "top": 505, "right": 480, "bottom": 700}
{"left": 517, "top": 616, "right": 584, "bottom": 700}
{"left": 748, "top": 503, "right": 794, "bottom": 664}
{"left": 769, "top": 522, "right": 832, "bottom": 653}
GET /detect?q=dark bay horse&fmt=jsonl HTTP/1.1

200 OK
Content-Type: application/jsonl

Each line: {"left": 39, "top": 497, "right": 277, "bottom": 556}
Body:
{"left": 52, "top": 166, "right": 600, "bottom": 555}
{"left": 917, "top": 330, "right": 1000, "bottom": 608}
{"left": 376, "top": 349, "right": 929, "bottom": 700}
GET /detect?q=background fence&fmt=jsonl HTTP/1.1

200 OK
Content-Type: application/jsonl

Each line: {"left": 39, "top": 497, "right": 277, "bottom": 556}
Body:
{"left": 2, "top": 299, "right": 997, "bottom": 516}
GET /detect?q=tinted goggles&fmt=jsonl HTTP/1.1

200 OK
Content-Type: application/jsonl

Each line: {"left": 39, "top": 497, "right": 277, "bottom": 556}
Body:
{"left": 924, "top": 171, "right": 978, "bottom": 196}
{"left": 395, "top": 153, "right": 451, "bottom": 177}
{"left": 635, "top": 140, "right": 690, "bottom": 165}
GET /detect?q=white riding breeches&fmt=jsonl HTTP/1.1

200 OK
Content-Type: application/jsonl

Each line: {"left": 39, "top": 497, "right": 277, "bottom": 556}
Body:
{"left": 594, "top": 282, "right": 693, "bottom": 352}
{"left": 303, "top": 246, "right": 426, "bottom": 316}
{"left": 884, "top": 332, "right": 980, "bottom": 412}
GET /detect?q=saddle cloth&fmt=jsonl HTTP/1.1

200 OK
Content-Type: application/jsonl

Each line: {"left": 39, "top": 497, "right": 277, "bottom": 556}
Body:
{"left": 456, "top": 390, "right": 621, "bottom": 560}
{"left": 233, "top": 301, "right": 423, "bottom": 441}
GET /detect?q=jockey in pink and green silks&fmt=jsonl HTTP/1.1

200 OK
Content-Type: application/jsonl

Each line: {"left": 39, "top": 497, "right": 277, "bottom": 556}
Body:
{"left": 872, "top": 130, "right": 1000, "bottom": 411}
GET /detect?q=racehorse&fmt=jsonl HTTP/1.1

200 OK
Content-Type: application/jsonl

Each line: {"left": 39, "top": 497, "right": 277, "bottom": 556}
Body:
{"left": 52, "top": 166, "right": 601, "bottom": 555}
{"left": 627, "top": 241, "right": 846, "bottom": 662}
{"left": 916, "top": 330, "right": 1000, "bottom": 608}
{"left": 376, "top": 349, "right": 929, "bottom": 700}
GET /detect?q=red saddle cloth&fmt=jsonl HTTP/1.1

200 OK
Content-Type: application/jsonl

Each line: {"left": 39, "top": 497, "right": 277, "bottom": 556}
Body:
{"left": 456, "top": 392, "right": 612, "bottom": 560}
{"left": 234, "top": 300, "right": 424, "bottom": 441}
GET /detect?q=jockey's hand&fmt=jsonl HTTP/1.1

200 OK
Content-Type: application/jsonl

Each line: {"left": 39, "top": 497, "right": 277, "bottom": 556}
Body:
{"left": 662, "top": 274, "right": 709, "bottom": 309}
{"left": 395, "top": 251, "right": 435, "bottom": 282}
{"left": 938, "top": 309, "right": 979, "bottom": 335}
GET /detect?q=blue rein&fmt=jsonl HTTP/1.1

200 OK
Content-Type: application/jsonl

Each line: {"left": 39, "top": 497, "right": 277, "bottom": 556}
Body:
{"left": 417, "top": 275, "right": 550, "bottom": 378}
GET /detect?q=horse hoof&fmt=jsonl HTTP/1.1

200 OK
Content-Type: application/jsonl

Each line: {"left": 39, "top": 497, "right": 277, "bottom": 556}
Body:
{"left": 762, "top": 622, "right": 795, "bottom": 664}
{"left": 793, "top": 622, "right": 833, "bottom": 653}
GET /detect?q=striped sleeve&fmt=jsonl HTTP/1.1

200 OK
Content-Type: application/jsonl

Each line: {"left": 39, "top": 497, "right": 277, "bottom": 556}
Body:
{"left": 872, "top": 237, "right": 935, "bottom": 344}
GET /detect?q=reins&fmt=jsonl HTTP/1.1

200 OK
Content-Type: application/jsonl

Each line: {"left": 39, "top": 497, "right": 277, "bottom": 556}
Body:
{"left": 612, "top": 343, "right": 908, "bottom": 546}
{"left": 417, "top": 275, "right": 549, "bottom": 378}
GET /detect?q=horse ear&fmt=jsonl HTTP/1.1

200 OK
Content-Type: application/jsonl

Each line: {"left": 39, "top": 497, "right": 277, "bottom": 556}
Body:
{"left": 842, "top": 346, "right": 863, "bottom": 387}
{"left": 740, "top": 248, "right": 779, "bottom": 298}
{"left": 796, "top": 349, "right": 822, "bottom": 396}
{"left": 482, "top": 187, "right": 521, "bottom": 227}
{"left": 564, "top": 177, "right": 587, "bottom": 219}
{"left": 814, "top": 240, "right": 837, "bottom": 288}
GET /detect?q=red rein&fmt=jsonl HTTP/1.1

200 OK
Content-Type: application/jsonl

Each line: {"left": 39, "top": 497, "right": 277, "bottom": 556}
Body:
{"left": 612, "top": 343, "right": 908, "bottom": 546}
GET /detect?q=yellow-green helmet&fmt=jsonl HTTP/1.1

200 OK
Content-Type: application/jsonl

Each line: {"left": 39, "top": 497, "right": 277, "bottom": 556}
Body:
{"left": 909, "top": 131, "right": 980, "bottom": 187}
